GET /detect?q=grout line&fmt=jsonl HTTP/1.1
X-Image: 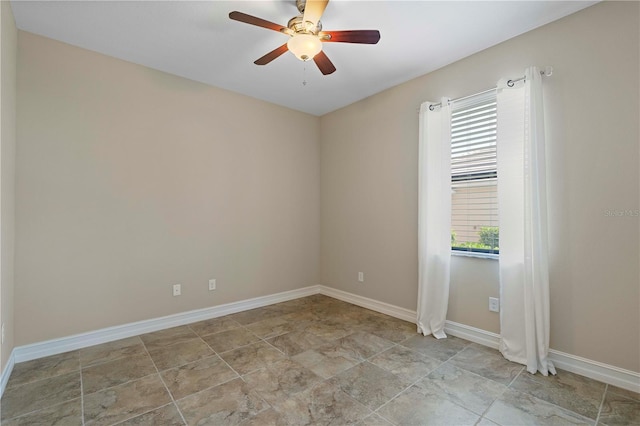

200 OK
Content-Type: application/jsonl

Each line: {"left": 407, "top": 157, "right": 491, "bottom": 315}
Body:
{"left": 1, "top": 397, "right": 84, "bottom": 424}
{"left": 198, "top": 335, "right": 244, "bottom": 381}
{"left": 79, "top": 338, "right": 145, "bottom": 370}
{"left": 506, "top": 366, "right": 525, "bottom": 388}
{"left": 595, "top": 384, "right": 608, "bottom": 425}
{"left": 81, "top": 371, "right": 160, "bottom": 397}
{"left": 109, "top": 402, "right": 176, "bottom": 426}
{"left": 140, "top": 342, "right": 188, "bottom": 426}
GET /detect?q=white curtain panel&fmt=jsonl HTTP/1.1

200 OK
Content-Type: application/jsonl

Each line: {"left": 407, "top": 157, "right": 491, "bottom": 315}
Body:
{"left": 417, "top": 98, "right": 452, "bottom": 339}
{"left": 497, "top": 67, "right": 555, "bottom": 375}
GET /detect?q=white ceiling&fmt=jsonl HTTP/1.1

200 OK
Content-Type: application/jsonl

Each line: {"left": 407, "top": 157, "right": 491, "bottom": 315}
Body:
{"left": 11, "top": 0, "right": 597, "bottom": 116}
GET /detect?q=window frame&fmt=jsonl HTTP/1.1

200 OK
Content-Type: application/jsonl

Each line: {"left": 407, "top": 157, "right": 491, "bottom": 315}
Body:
{"left": 449, "top": 91, "right": 499, "bottom": 259}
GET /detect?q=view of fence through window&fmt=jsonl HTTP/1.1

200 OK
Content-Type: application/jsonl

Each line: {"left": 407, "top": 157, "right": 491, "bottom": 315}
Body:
{"left": 450, "top": 91, "right": 499, "bottom": 254}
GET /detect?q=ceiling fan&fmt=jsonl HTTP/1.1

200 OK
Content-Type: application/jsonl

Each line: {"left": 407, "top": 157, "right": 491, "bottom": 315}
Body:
{"left": 229, "top": 0, "right": 381, "bottom": 75}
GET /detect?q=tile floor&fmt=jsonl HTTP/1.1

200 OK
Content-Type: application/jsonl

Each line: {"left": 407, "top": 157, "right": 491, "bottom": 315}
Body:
{"left": 1, "top": 295, "right": 638, "bottom": 425}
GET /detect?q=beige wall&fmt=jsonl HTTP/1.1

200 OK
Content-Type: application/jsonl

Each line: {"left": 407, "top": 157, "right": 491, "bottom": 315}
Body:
{"left": 15, "top": 32, "right": 320, "bottom": 345}
{"left": 1, "top": 0, "right": 17, "bottom": 373}
{"left": 320, "top": 1, "right": 639, "bottom": 372}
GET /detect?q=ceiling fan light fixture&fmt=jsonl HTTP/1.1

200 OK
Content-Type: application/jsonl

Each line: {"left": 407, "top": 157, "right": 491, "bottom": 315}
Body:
{"left": 287, "top": 34, "right": 322, "bottom": 61}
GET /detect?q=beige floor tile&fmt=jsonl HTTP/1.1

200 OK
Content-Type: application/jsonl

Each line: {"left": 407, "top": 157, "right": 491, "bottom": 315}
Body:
{"left": 448, "top": 344, "right": 524, "bottom": 385}
{"left": 243, "top": 358, "right": 323, "bottom": 405}
{"left": 2, "top": 295, "right": 620, "bottom": 426}
{"left": 361, "top": 316, "right": 418, "bottom": 343}
{"left": 83, "top": 374, "right": 171, "bottom": 426}
{"left": 117, "top": 403, "right": 185, "bottom": 425}
{"left": 303, "top": 319, "right": 354, "bottom": 340}
{"left": 6, "top": 351, "right": 79, "bottom": 389}
{"left": 510, "top": 368, "right": 606, "bottom": 419}
{"left": 176, "top": 377, "right": 268, "bottom": 425}
{"left": 238, "top": 408, "right": 284, "bottom": 425}
{"left": 161, "top": 355, "right": 238, "bottom": 400}
{"left": 189, "top": 317, "right": 241, "bottom": 337}
{"left": 484, "top": 388, "right": 594, "bottom": 425}
{"left": 291, "top": 346, "right": 359, "bottom": 379}
{"left": 476, "top": 417, "right": 500, "bottom": 425}
{"left": 246, "top": 316, "right": 297, "bottom": 339}
{"left": 369, "top": 344, "right": 442, "bottom": 382}
{"left": 1, "top": 372, "right": 81, "bottom": 421}
{"left": 271, "top": 381, "right": 372, "bottom": 425}
{"left": 266, "top": 329, "right": 329, "bottom": 356}
{"left": 606, "top": 385, "right": 640, "bottom": 402}
{"left": 82, "top": 352, "right": 157, "bottom": 394}
{"left": 219, "top": 341, "right": 286, "bottom": 375}
{"left": 79, "top": 337, "right": 145, "bottom": 367}
{"left": 377, "top": 383, "right": 480, "bottom": 426}
{"left": 419, "top": 363, "right": 507, "bottom": 415}
{"left": 227, "top": 307, "right": 283, "bottom": 325}
{"left": 330, "top": 362, "right": 410, "bottom": 410}
{"left": 140, "top": 326, "right": 199, "bottom": 350}
{"left": 400, "top": 333, "right": 471, "bottom": 361}
{"left": 148, "top": 337, "right": 214, "bottom": 370}
{"left": 358, "top": 413, "right": 394, "bottom": 425}
{"left": 333, "top": 331, "right": 396, "bottom": 360}
{"left": 201, "top": 328, "right": 260, "bottom": 353}
{"left": 1, "top": 398, "right": 82, "bottom": 426}
{"left": 598, "top": 390, "right": 640, "bottom": 426}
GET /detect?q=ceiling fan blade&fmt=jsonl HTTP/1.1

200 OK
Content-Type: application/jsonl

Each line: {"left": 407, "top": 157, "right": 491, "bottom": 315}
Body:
{"left": 319, "top": 30, "right": 381, "bottom": 44}
{"left": 254, "top": 43, "right": 289, "bottom": 65}
{"left": 229, "top": 11, "right": 289, "bottom": 33}
{"left": 303, "top": 0, "right": 329, "bottom": 27}
{"left": 313, "top": 51, "right": 336, "bottom": 75}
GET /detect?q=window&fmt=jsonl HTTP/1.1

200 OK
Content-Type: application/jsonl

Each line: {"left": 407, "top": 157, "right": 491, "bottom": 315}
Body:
{"left": 450, "top": 91, "right": 499, "bottom": 256}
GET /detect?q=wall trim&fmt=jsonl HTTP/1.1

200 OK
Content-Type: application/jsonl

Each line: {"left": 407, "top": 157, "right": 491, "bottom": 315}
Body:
{"left": 444, "top": 320, "right": 501, "bottom": 349}
{"left": 548, "top": 349, "right": 640, "bottom": 394}
{"left": 0, "top": 349, "right": 16, "bottom": 397}
{"left": 443, "top": 319, "right": 639, "bottom": 393}
{"left": 318, "top": 286, "right": 417, "bottom": 323}
{"left": 3, "top": 284, "right": 638, "bottom": 397}
{"left": 13, "top": 285, "right": 320, "bottom": 364}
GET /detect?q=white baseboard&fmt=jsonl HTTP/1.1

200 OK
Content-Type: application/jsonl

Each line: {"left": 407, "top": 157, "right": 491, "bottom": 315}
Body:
{"left": 443, "top": 320, "right": 639, "bottom": 394}
{"left": 2, "top": 284, "right": 638, "bottom": 397}
{"left": 444, "top": 320, "right": 501, "bottom": 349}
{"left": 548, "top": 349, "right": 640, "bottom": 394}
{"left": 318, "top": 286, "right": 417, "bottom": 323}
{"left": 13, "top": 285, "right": 320, "bottom": 364}
{"left": 0, "top": 348, "right": 16, "bottom": 396}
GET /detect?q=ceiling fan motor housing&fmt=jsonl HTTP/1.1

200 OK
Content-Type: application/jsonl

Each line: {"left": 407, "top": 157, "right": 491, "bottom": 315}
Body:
{"left": 288, "top": 15, "right": 322, "bottom": 35}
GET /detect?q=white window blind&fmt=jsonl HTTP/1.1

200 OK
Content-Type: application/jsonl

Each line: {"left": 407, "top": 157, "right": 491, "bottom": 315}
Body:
{"left": 450, "top": 90, "right": 499, "bottom": 255}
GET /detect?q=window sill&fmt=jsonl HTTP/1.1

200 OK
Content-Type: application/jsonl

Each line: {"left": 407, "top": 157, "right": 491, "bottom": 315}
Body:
{"left": 451, "top": 250, "right": 499, "bottom": 260}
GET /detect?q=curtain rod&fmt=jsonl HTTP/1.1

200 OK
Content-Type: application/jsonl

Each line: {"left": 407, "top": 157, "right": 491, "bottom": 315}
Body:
{"left": 428, "top": 66, "right": 553, "bottom": 111}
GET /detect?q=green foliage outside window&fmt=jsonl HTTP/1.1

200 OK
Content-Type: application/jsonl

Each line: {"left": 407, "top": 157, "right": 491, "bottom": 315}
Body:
{"left": 451, "top": 226, "right": 499, "bottom": 252}
{"left": 479, "top": 226, "right": 499, "bottom": 249}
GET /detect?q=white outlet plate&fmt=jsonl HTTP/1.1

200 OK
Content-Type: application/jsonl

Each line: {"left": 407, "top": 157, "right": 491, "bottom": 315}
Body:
{"left": 489, "top": 297, "right": 500, "bottom": 312}
{"left": 209, "top": 279, "right": 216, "bottom": 291}
{"left": 173, "top": 284, "right": 181, "bottom": 296}
{"left": 358, "top": 272, "right": 364, "bottom": 282}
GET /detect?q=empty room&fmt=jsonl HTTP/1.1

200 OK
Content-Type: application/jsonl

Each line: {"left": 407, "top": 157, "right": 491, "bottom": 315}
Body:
{"left": 0, "top": 0, "right": 638, "bottom": 424}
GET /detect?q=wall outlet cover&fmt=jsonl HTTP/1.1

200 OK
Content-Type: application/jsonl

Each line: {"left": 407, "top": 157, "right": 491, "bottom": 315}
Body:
{"left": 489, "top": 297, "right": 499, "bottom": 312}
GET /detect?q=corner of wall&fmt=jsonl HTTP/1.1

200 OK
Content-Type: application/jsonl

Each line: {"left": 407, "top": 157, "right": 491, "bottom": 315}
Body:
{"left": 0, "top": 0, "right": 18, "bottom": 374}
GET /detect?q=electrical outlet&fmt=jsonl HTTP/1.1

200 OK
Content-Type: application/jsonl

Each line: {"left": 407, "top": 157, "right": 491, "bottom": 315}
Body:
{"left": 209, "top": 279, "right": 216, "bottom": 291}
{"left": 358, "top": 272, "right": 364, "bottom": 282}
{"left": 489, "top": 297, "right": 499, "bottom": 312}
{"left": 173, "top": 284, "right": 181, "bottom": 296}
